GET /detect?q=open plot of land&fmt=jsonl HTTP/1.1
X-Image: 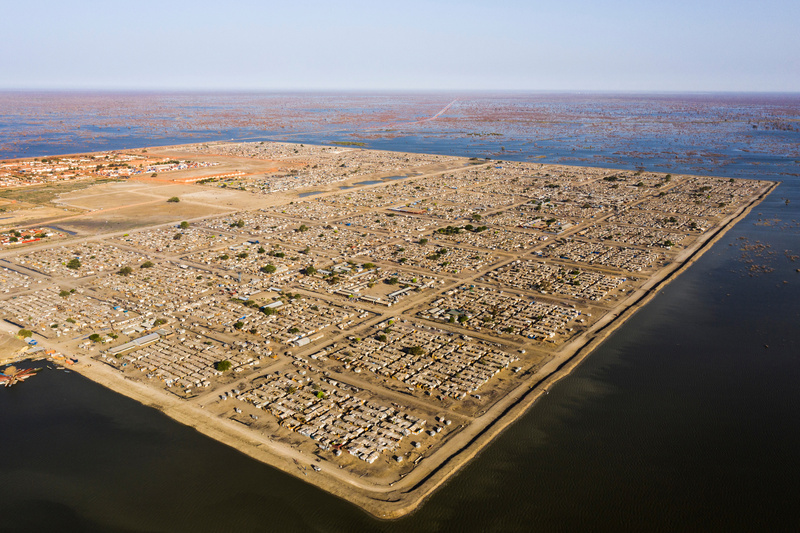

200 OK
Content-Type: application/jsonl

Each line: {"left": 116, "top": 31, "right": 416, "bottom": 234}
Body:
{"left": 0, "top": 140, "right": 776, "bottom": 519}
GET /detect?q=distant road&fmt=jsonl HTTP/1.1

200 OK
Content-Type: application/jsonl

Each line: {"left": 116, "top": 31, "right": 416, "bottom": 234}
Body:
{"left": 428, "top": 99, "right": 458, "bottom": 121}
{"left": 233, "top": 98, "right": 459, "bottom": 142}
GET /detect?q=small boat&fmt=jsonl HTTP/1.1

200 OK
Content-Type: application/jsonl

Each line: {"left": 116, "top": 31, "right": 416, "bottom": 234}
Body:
{"left": 1, "top": 365, "right": 42, "bottom": 387}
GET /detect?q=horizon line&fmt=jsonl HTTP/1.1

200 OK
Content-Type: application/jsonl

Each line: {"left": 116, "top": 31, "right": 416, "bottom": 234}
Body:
{"left": 1, "top": 88, "right": 799, "bottom": 96}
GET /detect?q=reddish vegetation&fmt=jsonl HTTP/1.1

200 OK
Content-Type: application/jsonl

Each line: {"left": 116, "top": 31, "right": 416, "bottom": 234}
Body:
{"left": 1, "top": 93, "right": 798, "bottom": 178}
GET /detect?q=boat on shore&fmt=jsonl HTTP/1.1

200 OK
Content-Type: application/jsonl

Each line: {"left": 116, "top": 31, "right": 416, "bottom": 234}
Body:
{"left": 0, "top": 365, "right": 41, "bottom": 387}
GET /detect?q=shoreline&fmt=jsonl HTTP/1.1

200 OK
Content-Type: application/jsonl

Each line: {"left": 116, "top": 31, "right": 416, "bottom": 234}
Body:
{"left": 46, "top": 166, "right": 778, "bottom": 519}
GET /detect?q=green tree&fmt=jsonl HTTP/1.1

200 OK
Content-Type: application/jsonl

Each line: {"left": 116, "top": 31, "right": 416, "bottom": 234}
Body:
{"left": 88, "top": 333, "right": 102, "bottom": 342}
{"left": 141, "top": 261, "right": 154, "bottom": 268}
{"left": 117, "top": 266, "right": 133, "bottom": 276}
{"left": 407, "top": 346, "right": 425, "bottom": 356}
{"left": 304, "top": 265, "right": 317, "bottom": 276}
{"left": 179, "top": 221, "right": 189, "bottom": 229}
{"left": 66, "top": 258, "right": 81, "bottom": 270}
{"left": 215, "top": 360, "right": 232, "bottom": 371}
{"left": 261, "top": 264, "right": 277, "bottom": 274}
{"left": 167, "top": 196, "right": 180, "bottom": 203}
{"left": 18, "top": 329, "right": 32, "bottom": 338}
{"left": 233, "top": 321, "right": 244, "bottom": 330}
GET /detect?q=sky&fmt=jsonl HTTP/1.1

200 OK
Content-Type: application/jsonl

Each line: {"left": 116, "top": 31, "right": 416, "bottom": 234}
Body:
{"left": 2, "top": 0, "right": 798, "bottom": 92}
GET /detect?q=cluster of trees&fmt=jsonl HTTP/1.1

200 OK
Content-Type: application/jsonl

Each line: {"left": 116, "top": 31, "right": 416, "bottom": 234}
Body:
{"left": 426, "top": 248, "right": 448, "bottom": 261}
{"left": 435, "top": 224, "right": 488, "bottom": 235}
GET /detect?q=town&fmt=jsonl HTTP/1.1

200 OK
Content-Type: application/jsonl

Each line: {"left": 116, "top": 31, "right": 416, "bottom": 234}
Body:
{"left": 0, "top": 140, "right": 775, "bottom": 516}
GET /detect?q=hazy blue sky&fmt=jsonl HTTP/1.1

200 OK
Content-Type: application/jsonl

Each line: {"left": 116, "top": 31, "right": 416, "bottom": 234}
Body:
{"left": 2, "top": 0, "right": 798, "bottom": 91}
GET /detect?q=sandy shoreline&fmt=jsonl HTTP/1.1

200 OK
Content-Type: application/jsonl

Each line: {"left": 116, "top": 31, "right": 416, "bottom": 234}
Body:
{"left": 53, "top": 175, "right": 777, "bottom": 519}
